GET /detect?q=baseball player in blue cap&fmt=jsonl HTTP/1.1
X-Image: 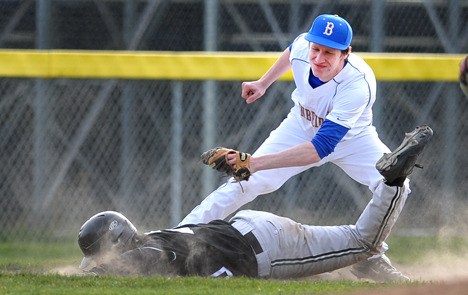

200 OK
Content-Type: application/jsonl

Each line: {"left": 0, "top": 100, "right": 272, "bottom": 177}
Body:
{"left": 78, "top": 126, "right": 432, "bottom": 279}
{"left": 180, "top": 14, "right": 420, "bottom": 282}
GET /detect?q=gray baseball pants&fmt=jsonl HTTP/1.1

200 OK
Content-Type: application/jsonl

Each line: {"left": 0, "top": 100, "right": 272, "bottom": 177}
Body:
{"left": 229, "top": 181, "right": 407, "bottom": 279}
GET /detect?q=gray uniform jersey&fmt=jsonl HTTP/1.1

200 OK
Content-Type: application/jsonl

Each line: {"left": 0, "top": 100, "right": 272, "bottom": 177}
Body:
{"left": 229, "top": 180, "right": 407, "bottom": 279}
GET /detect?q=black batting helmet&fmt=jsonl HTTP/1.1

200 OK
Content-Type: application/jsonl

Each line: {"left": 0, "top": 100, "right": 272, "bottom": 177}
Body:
{"left": 78, "top": 211, "right": 137, "bottom": 269}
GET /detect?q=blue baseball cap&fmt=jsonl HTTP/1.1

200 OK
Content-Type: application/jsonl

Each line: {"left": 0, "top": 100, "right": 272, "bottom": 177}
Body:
{"left": 305, "top": 14, "right": 353, "bottom": 50}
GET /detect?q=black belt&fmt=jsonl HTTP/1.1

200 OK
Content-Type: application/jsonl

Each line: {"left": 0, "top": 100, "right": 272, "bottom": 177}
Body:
{"left": 229, "top": 220, "right": 264, "bottom": 255}
{"left": 243, "top": 231, "right": 263, "bottom": 255}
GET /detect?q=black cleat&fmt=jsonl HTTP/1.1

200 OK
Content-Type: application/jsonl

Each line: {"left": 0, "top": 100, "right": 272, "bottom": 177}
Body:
{"left": 376, "top": 125, "right": 433, "bottom": 185}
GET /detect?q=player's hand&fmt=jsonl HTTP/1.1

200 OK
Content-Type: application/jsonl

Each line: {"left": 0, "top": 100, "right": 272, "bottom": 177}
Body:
{"left": 226, "top": 152, "right": 257, "bottom": 174}
{"left": 241, "top": 81, "right": 266, "bottom": 104}
{"left": 201, "top": 147, "right": 252, "bottom": 181}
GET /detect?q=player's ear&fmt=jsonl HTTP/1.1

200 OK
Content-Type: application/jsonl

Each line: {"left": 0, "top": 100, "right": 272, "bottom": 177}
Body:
{"left": 342, "top": 46, "right": 351, "bottom": 60}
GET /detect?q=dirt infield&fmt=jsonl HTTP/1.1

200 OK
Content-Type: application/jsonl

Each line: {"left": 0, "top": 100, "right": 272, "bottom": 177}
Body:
{"left": 309, "top": 251, "right": 468, "bottom": 295}
{"left": 310, "top": 252, "right": 468, "bottom": 282}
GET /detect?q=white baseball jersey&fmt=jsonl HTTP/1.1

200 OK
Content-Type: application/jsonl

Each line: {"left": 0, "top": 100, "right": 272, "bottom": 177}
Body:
{"left": 289, "top": 33, "right": 376, "bottom": 140}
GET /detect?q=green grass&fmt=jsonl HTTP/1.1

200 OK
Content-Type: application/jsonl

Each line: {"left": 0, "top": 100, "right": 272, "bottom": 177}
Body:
{"left": 0, "top": 274, "right": 395, "bottom": 295}
{"left": 0, "top": 236, "right": 466, "bottom": 294}
{"left": 0, "top": 241, "right": 81, "bottom": 272}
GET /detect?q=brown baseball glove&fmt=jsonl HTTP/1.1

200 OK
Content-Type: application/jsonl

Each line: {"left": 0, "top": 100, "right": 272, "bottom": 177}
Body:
{"left": 200, "top": 147, "right": 251, "bottom": 181}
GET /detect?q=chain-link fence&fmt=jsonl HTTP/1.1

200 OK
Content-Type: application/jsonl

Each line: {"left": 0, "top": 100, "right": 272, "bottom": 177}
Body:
{"left": 1, "top": 0, "right": 467, "bottom": 243}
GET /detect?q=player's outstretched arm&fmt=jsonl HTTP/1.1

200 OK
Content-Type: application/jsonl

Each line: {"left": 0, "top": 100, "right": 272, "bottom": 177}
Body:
{"left": 241, "top": 47, "right": 291, "bottom": 104}
{"left": 228, "top": 142, "right": 320, "bottom": 174}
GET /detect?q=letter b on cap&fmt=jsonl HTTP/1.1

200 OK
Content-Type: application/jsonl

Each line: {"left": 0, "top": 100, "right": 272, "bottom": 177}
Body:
{"left": 323, "top": 22, "right": 334, "bottom": 36}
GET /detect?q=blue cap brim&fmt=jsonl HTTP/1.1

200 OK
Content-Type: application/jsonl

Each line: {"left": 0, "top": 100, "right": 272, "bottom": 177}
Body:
{"left": 305, "top": 33, "right": 349, "bottom": 50}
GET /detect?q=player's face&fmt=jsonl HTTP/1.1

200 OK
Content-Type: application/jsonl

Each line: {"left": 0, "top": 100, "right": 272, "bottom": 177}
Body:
{"left": 309, "top": 43, "right": 348, "bottom": 82}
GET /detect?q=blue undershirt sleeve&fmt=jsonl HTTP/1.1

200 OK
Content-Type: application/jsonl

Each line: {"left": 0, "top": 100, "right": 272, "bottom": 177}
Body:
{"left": 311, "top": 119, "right": 350, "bottom": 159}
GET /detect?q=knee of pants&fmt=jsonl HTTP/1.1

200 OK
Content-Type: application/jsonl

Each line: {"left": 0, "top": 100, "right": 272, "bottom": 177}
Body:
{"left": 219, "top": 177, "right": 279, "bottom": 198}
{"left": 249, "top": 176, "right": 285, "bottom": 194}
{"left": 228, "top": 180, "right": 280, "bottom": 197}
{"left": 248, "top": 168, "right": 299, "bottom": 194}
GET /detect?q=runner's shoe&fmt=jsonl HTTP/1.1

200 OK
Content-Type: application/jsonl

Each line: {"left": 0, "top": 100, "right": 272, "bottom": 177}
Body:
{"left": 376, "top": 125, "right": 433, "bottom": 186}
{"left": 350, "top": 254, "right": 410, "bottom": 283}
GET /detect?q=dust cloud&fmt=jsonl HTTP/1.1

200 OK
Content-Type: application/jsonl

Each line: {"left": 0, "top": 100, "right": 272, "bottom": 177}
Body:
{"left": 400, "top": 251, "right": 468, "bottom": 282}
